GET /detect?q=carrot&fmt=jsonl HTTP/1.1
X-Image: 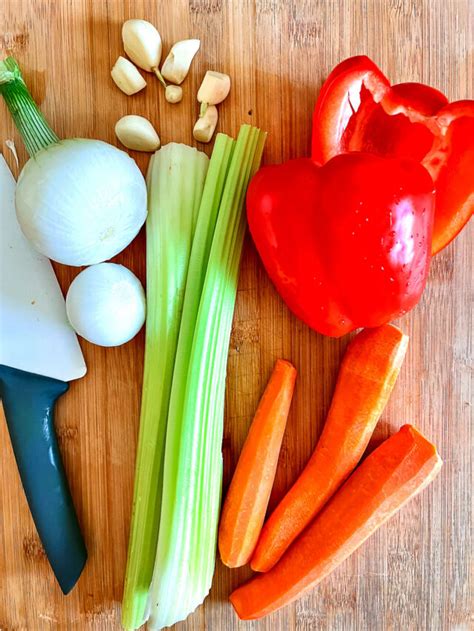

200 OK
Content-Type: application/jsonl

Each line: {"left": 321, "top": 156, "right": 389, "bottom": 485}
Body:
{"left": 218, "top": 359, "right": 297, "bottom": 568}
{"left": 231, "top": 424, "right": 442, "bottom": 620}
{"left": 251, "top": 324, "right": 408, "bottom": 572}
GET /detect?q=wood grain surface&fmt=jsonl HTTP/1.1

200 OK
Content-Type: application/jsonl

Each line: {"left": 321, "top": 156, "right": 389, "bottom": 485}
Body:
{"left": 0, "top": 1, "right": 472, "bottom": 629}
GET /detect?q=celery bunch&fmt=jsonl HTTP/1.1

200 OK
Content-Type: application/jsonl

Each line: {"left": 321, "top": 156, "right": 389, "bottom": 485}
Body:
{"left": 122, "top": 144, "right": 208, "bottom": 629}
{"left": 122, "top": 126, "right": 266, "bottom": 630}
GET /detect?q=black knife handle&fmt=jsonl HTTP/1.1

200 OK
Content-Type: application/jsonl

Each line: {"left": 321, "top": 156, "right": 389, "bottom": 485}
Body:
{"left": 0, "top": 364, "right": 87, "bottom": 594}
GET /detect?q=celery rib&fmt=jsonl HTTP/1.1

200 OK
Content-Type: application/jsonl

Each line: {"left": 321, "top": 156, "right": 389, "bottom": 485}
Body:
{"left": 147, "top": 126, "right": 266, "bottom": 629}
{"left": 122, "top": 127, "right": 266, "bottom": 631}
{"left": 122, "top": 144, "right": 208, "bottom": 631}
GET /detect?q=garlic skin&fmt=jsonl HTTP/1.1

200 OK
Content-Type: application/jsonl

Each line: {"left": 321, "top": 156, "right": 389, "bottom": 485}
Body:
{"left": 111, "top": 56, "right": 147, "bottom": 95}
{"left": 66, "top": 263, "right": 146, "bottom": 347}
{"left": 197, "top": 71, "right": 231, "bottom": 107}
{"left": 161, "top": 39, "right": 200, "bottom": 85}
{"left": 115, "top": 115, "right": 160, "bottom": 152}
{"left": 122, "top": 19, "right": 162, "bottom": 72}
{"left": 165, "top": 85, "right": 183, "bottom": 104}
{"left": 193, "top": 105, "right": 218, "bottom": 143}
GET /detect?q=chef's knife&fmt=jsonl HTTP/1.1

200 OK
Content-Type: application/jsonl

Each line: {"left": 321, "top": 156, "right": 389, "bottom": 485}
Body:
{"left": 0, "top": 154, "right": 87, "bottom": 594}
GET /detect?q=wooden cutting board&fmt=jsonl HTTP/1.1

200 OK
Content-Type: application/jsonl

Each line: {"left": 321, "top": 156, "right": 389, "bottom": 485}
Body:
{"left": 0, "top": 1, "right": 472, "bottom": 629}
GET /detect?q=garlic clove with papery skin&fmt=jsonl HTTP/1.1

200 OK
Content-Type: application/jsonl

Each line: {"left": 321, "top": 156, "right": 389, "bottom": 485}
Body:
{"left": 165, "top": 85, "right": 183, "bottom": 104}
{"left": 111, "top": 56, "right": 147, "bottom": 95}
{"left": 122, "top": 19, "right": 167, "bottom": 87}
{"left": 193, "top": 105, "right": 218, "bottom": 143}
{"left": 197, "top": 71, "right": 231, "bottom": 115}
{"left": 161, "top": 39, "right": 200, "bottom": 85}
{"left": 115, "top": 115, "right": 160, "bottom": 152}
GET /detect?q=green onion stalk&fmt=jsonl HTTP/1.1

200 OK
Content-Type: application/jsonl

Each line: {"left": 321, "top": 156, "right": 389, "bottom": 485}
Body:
{"left": 0, "top": 57, "right": 58, "bottom": 156}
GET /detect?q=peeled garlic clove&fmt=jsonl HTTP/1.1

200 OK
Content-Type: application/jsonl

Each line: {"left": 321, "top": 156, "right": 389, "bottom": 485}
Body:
{"left": 161, "top": 39, "right": 200, "bottom": 85}
{"left": 193, "top": 105, "right": 218, "bottom": 143}
{"left": 122, "top": 19, "right": 162, "bottom": 72}
{"left": 111, "top": 56, "right": 147, "bottom": 95}
{"left": 115, "top": 115, "right": 160, "bottom": 152}
{"left": 165, "top": 85, "right": 183, "bottom": 104}
{"left": 197, "top": 71, "right": 231, "bottom": 108}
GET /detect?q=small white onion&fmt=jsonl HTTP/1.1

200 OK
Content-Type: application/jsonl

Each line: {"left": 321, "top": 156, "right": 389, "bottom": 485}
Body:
{"left": 16, "top": 139, "right": 147, "bottom": 266}
{"left": 66, "top": 263, "right": 146, "bottom": 347}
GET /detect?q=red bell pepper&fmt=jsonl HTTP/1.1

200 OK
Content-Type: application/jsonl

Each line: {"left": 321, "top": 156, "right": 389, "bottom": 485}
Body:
{"left": 312, "top": 55, "right": 473, "bottom": 254}
{"left": 247, "top": 153, "right": 434, "bottom": 338}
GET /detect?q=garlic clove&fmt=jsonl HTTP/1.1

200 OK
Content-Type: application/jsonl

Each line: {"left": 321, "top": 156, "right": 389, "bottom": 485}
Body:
{"left": 115, "top": 115, "right": 160, "bottom": 152}
{"left": 165, "top": 85, "right": 183, "bottom": 104}
{"left": 122, "top": 19, "right": 162, "bottom": 73}
{"left": 161, "top": 39, "right": 200, "bottom": 85}
{"left": 111, "top": 56, "right": 147, "bottom": 95}
{"left": 193, "top": 105, "right": 218, "bottom": 143}
{"left": 197, "top": 71, "right": 231, "bottom": 108}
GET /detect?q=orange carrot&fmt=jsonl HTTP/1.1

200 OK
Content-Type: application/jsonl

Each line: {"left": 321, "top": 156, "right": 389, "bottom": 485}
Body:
{"left": 231, "top": 424, "right": 442, "bottom": 620}
{"left": 251, "top": 324, "right": 408, "bottom": 572}
{"left": 218, "top": 359, "right": 297, "bottom": 568}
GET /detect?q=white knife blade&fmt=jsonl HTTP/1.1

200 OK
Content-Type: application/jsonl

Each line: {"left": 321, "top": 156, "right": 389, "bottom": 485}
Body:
{"left": 0, "top": 154, "right": 86, "bottom": 381}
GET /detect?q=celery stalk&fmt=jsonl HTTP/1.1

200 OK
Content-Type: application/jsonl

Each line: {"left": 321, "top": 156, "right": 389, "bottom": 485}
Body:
{"left": 147, "top": 125, "right": 266, "bottom": 629}
{"left": 122, "top": 144, "right": 208, "bottom": 631}
{"left": 155, "top": 133, "right": 235, "bottom": 545}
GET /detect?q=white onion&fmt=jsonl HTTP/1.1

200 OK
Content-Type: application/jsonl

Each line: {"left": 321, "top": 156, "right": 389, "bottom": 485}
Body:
{"left": 16, "top": 139, "right": 147, "bottom": 266}
{"left": 66, "top": 263, "right": 146, "bottom": 347}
